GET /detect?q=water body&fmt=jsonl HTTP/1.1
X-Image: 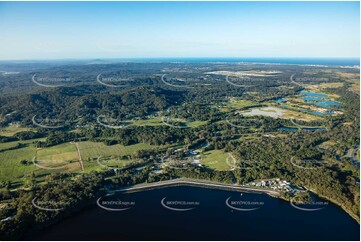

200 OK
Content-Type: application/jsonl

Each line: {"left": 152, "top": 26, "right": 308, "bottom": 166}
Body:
{"left": 275, "top": 97, "right": 287, "bottom": 104}
{"left": 278, "top": 127, "right": 326, "bottom": 132}
{"left": 23, "top": 186, "right": 359, "bottom": 241}
{"left": 91, "top": 58, "right": 360, "bottom": 66}
{"left": 278, "top": 91, "right": 343, "bottom": 117}
{"left": 300, "top": 91, "right": 343, "bottom": 110}
{"left": 300, "top": 91, "right": 328, "bottom": 98}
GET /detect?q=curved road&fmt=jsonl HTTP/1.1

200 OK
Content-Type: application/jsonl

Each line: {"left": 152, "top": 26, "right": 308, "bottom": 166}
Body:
{"left": 290, "top": 73, "right": 304, "bottom": 87}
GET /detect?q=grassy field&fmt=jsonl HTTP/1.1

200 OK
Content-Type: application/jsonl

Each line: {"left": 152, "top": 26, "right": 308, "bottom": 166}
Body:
{"left": 282, "top": 109, "right": 323, "bottom": 121}
{"left": 186, "top": 120, "right": 208, "bottom": 128}
{"left": 199, "top": 149, "right": 231, "bottom": 171}
{"left": 0, "top": 139, "right": 161, "bottom": 184}
{"left": 219, "top": 99, "right": 257, "bottom": 112}
{"left": 36, "top": 143, "right": 79, "bottom": 162}
{"left": 0, "top": 140, "right": 83, "bottom": 184}
{"left": 0, "top": 146, "right": 37, "bottom": 182}
{"left": 0, "top": 139, "right": 41, "bottom": 151}
{"left": 336, "top": 72, "right": 360, "bottom": 94}
{"left": 78, "top": 141, "right": 158, "bottom": 159}
{"left": 0, "top": 125, "right": 34, "bottom": 137}
{"left": 78, "top": 141, "right": 158, "bottom": 172}
{"left": 35, "top": 142, "right": 81, "bottom": 172}
{"left": 97, "top": 156, "right": 139, "bottom": 169}
{"left": 0, "top": 138, "right": 49, "bottom": 183}
{"left": 128, "top": 117, "right": 164, "bottom": 126}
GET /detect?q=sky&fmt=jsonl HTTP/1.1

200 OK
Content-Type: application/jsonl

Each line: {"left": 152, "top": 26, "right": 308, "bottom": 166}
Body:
{"left": 0, "top": 1, "right": 359, "bottom": 60}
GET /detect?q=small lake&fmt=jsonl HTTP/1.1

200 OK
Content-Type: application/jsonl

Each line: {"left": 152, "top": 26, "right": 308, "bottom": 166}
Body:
{"left": 275, "top": 91, "right": 343, "bottom": 117}
{"left": 300, "top": 91, "right": 343, "bottom": 110}
{"left": 23, "top": 186, "right": 359, "bottom": 241}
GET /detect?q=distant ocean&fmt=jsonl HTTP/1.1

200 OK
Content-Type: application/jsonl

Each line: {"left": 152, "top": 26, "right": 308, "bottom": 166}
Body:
{"left": 2, "top": 58, "right": 359, "bottom": 67}
{"left": 113, "top": 57, "right": 360, "bottom": 66}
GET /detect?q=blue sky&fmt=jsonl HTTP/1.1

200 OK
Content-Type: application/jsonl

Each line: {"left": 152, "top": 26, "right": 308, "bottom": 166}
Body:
{"left": 0, "top": 1, "right": 359, "bottom": 60}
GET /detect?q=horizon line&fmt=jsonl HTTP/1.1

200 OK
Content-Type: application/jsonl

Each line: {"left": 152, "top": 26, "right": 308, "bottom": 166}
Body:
{"left": 0, "top": 56, "right": 360, "bottom": 62}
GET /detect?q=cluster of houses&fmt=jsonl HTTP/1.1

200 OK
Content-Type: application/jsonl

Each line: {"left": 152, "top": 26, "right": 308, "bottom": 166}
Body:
{"left": 248, "top": 178, "right": 301, "bottom": 193}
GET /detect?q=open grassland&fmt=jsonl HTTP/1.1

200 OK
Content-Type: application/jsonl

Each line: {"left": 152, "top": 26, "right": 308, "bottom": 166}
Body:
{"left": 78, "top": 141, "right": 158, "bottom": 171}
{"left": 35, "top": 142, "right": 82, "bottom": 172}
{"left": 219, "top": 99, "right": 257, "bottom": 112}
{"left": 0, "top": 138, "right": 46, "bottom": 183}
{"left": 0, "top": 138, "right": 45, "bottom": 151}
{"left": 78, "top": 141, "right": 158, "bottom": 160}
{"left": 282, "top": 109, "right": 323, "bottom": 121}
{"left": 199, "top": 149, "right": 231, "bottom": 171}
{"left": 36, "top": 143, "right": 78, "bottom": 162}
{"left": 0, "top": 125, "right": 34, "bottom": 137}
{"left": 0, "top": 140, "right": 83, "bottom": 184}
{"left": 0, "top": 146, "right": 36, "bottom": 182}
{"left": 128, "top": 117, "right": 164, "bottom": 126}
{"left": 336, "top": 72, "right": 360, "bottom": 94}
{"left": 186, "top": 120, "right": 208, "bottom": 128}
{"left": 316, "top": 82, "right": 344, "bottom": 89}
{"left": 97, "top": 156, "right": 140, "bottom": 169}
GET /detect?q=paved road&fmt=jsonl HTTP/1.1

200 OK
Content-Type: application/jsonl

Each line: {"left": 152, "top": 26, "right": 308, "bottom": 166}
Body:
{"left": 107, "top": 178, "right": 280, "bottom": 196}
